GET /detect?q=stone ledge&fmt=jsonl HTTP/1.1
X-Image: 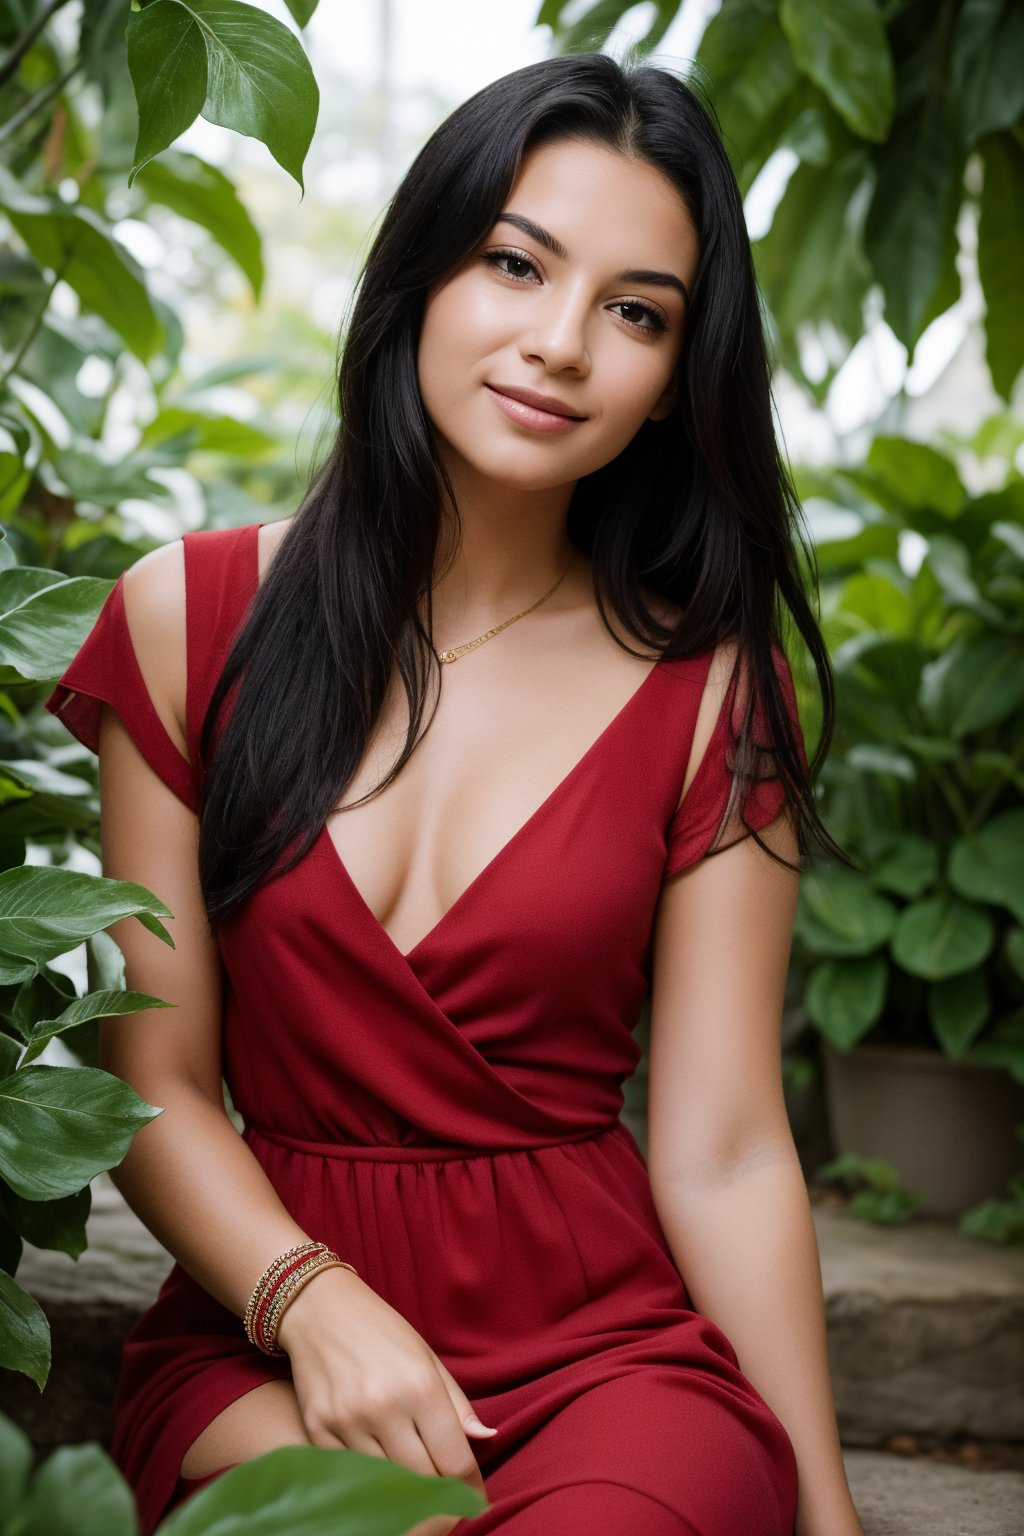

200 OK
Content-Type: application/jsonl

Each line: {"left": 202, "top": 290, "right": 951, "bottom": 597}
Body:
{"left": 816, "top": 1199, "right": 1024, "bottom": 1444}
{"left": 842, "top": 1449, "right": 1024, "bottom": 1536}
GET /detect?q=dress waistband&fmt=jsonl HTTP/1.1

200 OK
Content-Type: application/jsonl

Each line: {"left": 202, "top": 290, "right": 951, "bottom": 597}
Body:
{"left": 243, "top": 1119, "right": 621, "bottom": 1162}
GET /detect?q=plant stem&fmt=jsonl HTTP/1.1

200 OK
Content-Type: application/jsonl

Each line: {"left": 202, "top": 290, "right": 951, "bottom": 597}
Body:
{"left": 0, "top": 59, "right": 82, "bottom": 149}
{"left": 0, "top": 246, "right": 74, "bottom": 392}
{"left": 0, "top": 0, "right": 75, "bottom": 90}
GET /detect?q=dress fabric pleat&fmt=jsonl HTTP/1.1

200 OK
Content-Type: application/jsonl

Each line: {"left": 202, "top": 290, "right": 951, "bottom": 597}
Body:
{"left": 45, "top": 522, "right": 806, "bottom": 1535}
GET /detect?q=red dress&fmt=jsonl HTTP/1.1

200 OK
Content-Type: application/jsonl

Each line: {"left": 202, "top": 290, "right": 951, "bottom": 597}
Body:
{"left": 46, "top": 521, "right": 805, "bottom": 1536}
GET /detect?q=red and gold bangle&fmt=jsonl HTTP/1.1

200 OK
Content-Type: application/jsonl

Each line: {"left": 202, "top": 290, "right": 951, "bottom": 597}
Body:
{"left": 243, "top": 1241, "right": 357, "bottom": 1356}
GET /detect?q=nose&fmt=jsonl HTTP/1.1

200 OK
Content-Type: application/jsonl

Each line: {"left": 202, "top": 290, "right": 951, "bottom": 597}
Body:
{"left": 519, "top": 283, "right": 591, "bottom": 376}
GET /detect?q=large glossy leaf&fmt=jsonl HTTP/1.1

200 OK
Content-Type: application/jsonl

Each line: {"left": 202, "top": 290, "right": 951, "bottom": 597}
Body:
{"left": 795, "top": 864, "right": 897, "bottom": 956}
{"left": 754, "top": 151, "right": 872, "bottom": 358}
{"left": 127, "top": 0, "right": 318, "bottom": 193}
{"left": 0, "top": 867, "right": 174, "bottom": 976}
{"left": 0, "top": 166, "right": 163, "bottom": 362}
{"left": 0, "top": 570, "right": 112, "bottom": 685}
{"left": 863, "top": 436, "right": 964, "bottom": 519}
{"left": 135, "top": 149, "right": 265, "bottom": 299}
{"left": 20, "top": 987, "right": 172, "bottom": 1067}
{"left": 13, "top": 1443, "right": 138, "bottom": 1535}
{"left": 158, "top": 1443, "right": 486, "bottom": 1536}
{"left": 864, "top": 93, "right": 959, "bottom": 350}
{"left": 891, "top": 897, "right": 995, "bottom": 980}
{"left": 978, "top": 131, "right": 1024, "bottom": 402}
{"left": 696, "top": 0, "right": 801, "bottom": 179}
{"left": 928, "top": 968, "right": 990, "bottom": 1056}
{"left": 0, "top": 1182, "right": 91, "bottom": 1258}
{"left": 0, "top": 1065, "right": 162, "bottom": 1201}
{"left": 780, "top": 0, "right": 894, "bottom": 141}
{"left": 919, "top": 634, "right": 1024, "bottom": 736}
{"left": 805, "top": 954, "right": 888, "bottom": 1048}
{"left": 953, "top": 0, "right": 1024, "bottom": 146}
{"left": 866, "top": 833, "right": 938, "bottom": 899}
{"left": 949, "top": 809, "right": 1024, "bottom": 925}
{"left": 0, "top": 1268, "right": 50, "bottom": 1390}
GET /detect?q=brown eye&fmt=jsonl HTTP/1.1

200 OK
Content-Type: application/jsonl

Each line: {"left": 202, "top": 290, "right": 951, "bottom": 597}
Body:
{"left": 482, "top": 249, "right": 540, "bottom": 283}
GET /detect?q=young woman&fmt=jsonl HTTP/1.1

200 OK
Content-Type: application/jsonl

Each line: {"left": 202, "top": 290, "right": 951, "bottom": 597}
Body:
{"left": 47, "top": 51, "right": 863, "bottom": 1536}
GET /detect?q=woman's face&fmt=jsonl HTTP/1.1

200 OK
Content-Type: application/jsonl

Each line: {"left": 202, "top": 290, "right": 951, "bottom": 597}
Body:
{"left": 417, "top": 136, "right": 700, "bottom": 496}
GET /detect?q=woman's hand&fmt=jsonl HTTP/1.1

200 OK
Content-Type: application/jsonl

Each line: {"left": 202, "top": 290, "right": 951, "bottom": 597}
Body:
{"left": 276, "top": 1264, "right": 495, "bottom": 1516}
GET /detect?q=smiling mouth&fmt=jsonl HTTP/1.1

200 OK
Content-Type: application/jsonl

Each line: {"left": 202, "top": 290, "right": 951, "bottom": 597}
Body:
{"left": 484, "top": 384, "right": 587, "bottom": 430}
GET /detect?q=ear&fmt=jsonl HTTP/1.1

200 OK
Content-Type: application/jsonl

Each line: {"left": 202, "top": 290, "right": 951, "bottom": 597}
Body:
{"left": 648, "top": 379, "right": 679, "bottom": 423}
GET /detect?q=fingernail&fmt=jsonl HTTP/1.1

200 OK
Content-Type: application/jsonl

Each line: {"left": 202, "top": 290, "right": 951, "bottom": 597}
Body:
{"left": 465, "top": 1413, "right": 498, "bottom": 1435}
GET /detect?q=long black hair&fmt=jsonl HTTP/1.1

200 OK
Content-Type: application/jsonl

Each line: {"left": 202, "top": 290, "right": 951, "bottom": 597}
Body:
{"left": 197, "top": 50, "right": 849, "bottom": 932}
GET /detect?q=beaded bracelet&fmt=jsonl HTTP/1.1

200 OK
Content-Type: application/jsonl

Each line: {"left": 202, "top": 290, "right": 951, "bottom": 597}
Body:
{"left": 244, "top": 1241, "right": 358, "bottom": 1356}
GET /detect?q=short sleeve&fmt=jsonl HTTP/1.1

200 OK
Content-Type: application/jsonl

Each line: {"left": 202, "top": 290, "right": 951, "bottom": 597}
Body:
{"left": 44, "top": 571, "right": 198, "bottom": 812}
{"left": 663, "top": 641, "right": 807, "bottom": 879}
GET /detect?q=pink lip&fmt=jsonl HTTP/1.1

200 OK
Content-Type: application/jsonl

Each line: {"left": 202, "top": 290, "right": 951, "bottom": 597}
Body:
{"left": 485, "top": 383, "right": 586, "bottom": 435}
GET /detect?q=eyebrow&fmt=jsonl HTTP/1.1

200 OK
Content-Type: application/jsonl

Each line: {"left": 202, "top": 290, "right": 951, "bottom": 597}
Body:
{"left": 495, "top": 212, "right": 691, "bottom": 306}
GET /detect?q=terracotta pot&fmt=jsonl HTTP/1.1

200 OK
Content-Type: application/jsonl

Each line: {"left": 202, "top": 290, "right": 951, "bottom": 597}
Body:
{"left": 821, "top": 1039, "right": 1024, "bottom": 1217}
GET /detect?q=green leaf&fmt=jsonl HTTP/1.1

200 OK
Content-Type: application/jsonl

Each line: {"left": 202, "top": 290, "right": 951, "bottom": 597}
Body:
{"left": 928, "top": 968, "right": 990, "bottom": 1056}
{"left": 1005, "top": 928, "right": 1024, "bottom": 983}
{"left": 0, "top": 867, "right": 174, "bottom": 976}
{"left": 0, "top": 1268, "right": 50, "bottom": 1390}
{"left": 845, "top": 744, "right": 916, "bottom": 782}
{"left": 697, "top": 0, "right": 801, "bottom": 178}
{"left": 795, "top": 864, "right": 898, "bottom": 956}
{"left": 863, "top": 436, "right": 963, "bottom": 519}
{"left": 0, "top": 1065, "right": 162, "bottom": 1201}
{"left": 780, "top": 0, "right": 894, "bottom": 141}
{"left": 805, "top": 953, "right": 888, "bottom": 1048}
{"left": 0, "top": 1184, "right": 90, "bottom": 1259}
{"left": 21, "top": 988, "right": 173, "bottom": 1067}
{"left": 892, "top": 897, "right": 995, "bottom": 981}
{"left": 953, "top": 0, "right": 1024, "bottom": 146}
{"left": 965, "top": 1012, "right": 1024, "bottom": 1086}
{"left": 134, "top": 149, "right": 264, "bottom": 299}
{"left": 127, "top": 0, "right": 319, "bottom": 194}
{"left": 0, "top": 166, "right": 163, "bottom": 363}
{"left": 138, "top": 406, "right": 277, "bottom": 458}
{"left": 920, "top": 634, "right": 1024, "bottom": 736}
{"left": 864, "top": 94, "right": 959, "bottom": 350}
{"left": 867, "top": 833, "right": 938, "bottom": 899}
{"left": 978, "top": 131, "right": 1024, "bottom": 402}
{"left": 949, "top": 809, "right": 1024, "bottom": 925}
{"left": 0, "top": 570, "right": 113, "bottom": 685}
{"left": 0, "top": 1410, "right": 34, "bottom": 1516}
{"left": 157, "top": 1443, "right": 486, "bottom": 1536}
{"left": 836, "top": 568, "right": 911, "bottom": 635}
{"left": 283, "top": 0, "right": 319, "bottom": 26}
{"left": 14, "top": 1443, "right": 137, "bottom": 1535}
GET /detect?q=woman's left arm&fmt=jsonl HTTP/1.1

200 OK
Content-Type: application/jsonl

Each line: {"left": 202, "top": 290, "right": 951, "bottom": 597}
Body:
{"left": 648, "top": 808, "right": 864, "bottom": 1536}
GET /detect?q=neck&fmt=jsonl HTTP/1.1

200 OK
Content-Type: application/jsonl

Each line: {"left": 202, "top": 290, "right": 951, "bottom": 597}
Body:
{"left": 428, "top": 462, "right": 583, "bottom": 636}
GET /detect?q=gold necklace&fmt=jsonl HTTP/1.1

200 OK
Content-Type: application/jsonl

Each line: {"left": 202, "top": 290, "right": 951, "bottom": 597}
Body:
{"left": 434, "top": 558, "right": 574, "bottom": 664}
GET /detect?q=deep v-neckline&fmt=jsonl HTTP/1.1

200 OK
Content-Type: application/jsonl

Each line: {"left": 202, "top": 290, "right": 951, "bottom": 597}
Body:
{"left": 253, "top": 522, "right": 666, "bottom": 966}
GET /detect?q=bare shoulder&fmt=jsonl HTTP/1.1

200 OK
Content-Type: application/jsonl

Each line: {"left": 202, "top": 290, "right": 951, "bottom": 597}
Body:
{"left": 120, "top": 539, "right": 189, "bottom": 759}
{"left": 256, "top": 515, "right": 294, "bottom": 586}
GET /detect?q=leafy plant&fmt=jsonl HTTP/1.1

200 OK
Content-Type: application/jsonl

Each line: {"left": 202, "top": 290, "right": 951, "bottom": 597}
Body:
{"left": 814, "top": 1151, "right": 924, "bottom": 1225}
{"left": 0, "top": 1412, "right": 487, "bottom": 1536}
{"left": 958, "top": 1122, "right": 1024, "bottom": 1249}
{"left": 0, "top": 0, "right": 327, "bottom": 1399}
{"left": 789, "top": 429, "right": 1024, "bottom": 1089}
{"left": 538, "top": 0, "right": 1024, "bottom": 404}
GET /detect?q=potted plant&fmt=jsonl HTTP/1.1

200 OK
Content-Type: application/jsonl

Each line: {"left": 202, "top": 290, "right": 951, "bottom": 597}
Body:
{"left": 790, "top": 431, "right": 1024, "bottom": 1218}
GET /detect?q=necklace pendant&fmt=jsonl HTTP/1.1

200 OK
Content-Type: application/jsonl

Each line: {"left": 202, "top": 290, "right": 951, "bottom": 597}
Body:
{"left": 437, "top": 649, "right": 459, "bottom": 664}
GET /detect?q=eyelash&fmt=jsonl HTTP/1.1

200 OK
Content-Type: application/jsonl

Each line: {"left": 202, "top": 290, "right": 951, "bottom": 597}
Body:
{"left": 481, "top": 247, "right": 669, "bottom": 334}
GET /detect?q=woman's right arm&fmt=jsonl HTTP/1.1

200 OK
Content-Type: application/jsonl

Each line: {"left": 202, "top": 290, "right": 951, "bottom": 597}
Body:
{"left": 95, "top": 543, "right": 492, "bottom": 1497}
